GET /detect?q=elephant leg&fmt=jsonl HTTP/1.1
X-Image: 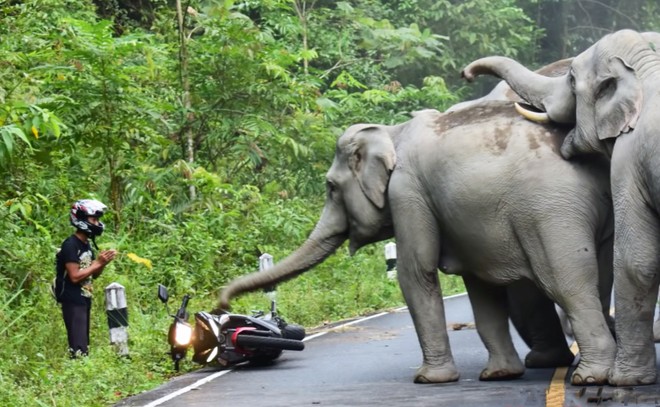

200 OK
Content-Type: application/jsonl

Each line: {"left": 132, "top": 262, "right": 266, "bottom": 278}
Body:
{"left": 464, "top": 275, "right": 525, "bottom": 380}
{"left": 534, "top": 233, "right": 615, "bottom": 385}
{"left": 507, "top": 279, "right": 574, "bottom": 368}
{"left": 392, "top": 201, "right": 458, "bottom": 384}
{"left": 597, "top": 230, "right": 615, "bottom": 336}
{"left": 608, "top": 194, "right": 660, "bottom": 386}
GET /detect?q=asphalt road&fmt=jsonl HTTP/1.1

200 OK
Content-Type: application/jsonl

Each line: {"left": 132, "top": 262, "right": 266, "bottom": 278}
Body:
{"left": 117, "top": 294, "right": 660, "bottom": 407}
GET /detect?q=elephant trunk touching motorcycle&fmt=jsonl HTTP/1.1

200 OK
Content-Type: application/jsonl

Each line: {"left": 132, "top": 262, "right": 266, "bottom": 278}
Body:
{"left": 218, "top": 101, "right": 614, "bottom": 386}
{"left": 159, "top": 284, "right": 305, "bottom": 371}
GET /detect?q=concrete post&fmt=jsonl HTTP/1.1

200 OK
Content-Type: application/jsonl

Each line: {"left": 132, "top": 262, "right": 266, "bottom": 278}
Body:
{"left": 385, "top": 242, "right": 397, "bottom": 280}
{"left": 259, "top": 253, "right": 276, "bottom": 304}
{"left": 105, "top": 282, "right": 129, "bottom": 356}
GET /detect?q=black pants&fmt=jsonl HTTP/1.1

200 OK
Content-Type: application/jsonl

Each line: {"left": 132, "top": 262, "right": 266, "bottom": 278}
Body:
{"left": 62, "top": 301, "right": 91, "bottom": 357}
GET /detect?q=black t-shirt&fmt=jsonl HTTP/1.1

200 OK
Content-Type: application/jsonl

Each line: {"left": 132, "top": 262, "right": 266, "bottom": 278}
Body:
{"left": 54, "top": 235, "right": 96, "bottom": 305}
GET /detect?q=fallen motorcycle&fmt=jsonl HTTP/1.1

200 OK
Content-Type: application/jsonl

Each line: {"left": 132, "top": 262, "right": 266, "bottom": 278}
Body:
{"left": 157, "top": 284, "right": 305, "bottom": 371}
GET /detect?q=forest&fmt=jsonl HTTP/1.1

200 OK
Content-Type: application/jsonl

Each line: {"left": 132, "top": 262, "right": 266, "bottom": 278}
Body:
{"left": 1, "top": 0, "right": 659, "bottom": 405}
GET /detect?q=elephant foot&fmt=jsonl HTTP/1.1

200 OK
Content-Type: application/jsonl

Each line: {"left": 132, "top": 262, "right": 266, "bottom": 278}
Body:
{"left": 525, "top": 347, "right": 575, "bottom": 368}
{"left": 608, "top": 363, "right": 657, "bottom": 386}
{"left": 479, "top": 367, "right": 524, "bottom": 381}
{"left": 414, "top": 363, "right": 460, "bottom": 384}
{"left": 570, "top": 363, "right": 610, "bottom": 386}
{"left": 479, "top": 357, "right": 525, "bottom": 381}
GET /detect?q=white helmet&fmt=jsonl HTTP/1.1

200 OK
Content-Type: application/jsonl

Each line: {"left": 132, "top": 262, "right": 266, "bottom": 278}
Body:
{"left": 70, "top": 199, "right": 107, "bottom": 237}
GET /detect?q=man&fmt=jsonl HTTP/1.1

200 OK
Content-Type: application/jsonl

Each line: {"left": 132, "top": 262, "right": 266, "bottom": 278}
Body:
{"left": 54, "top": 199, "right": 117, "bottom": 357}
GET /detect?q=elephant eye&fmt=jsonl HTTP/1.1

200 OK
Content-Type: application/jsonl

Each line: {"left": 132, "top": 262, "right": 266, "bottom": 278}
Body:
{"left": 326, "top": 180, "right": 337, "bottom": 195}
{"left": 569, "top": 71, "right": 576, "bottom": 91}
{"left": 596, "top": 77, "right": 616, "bottom": 99}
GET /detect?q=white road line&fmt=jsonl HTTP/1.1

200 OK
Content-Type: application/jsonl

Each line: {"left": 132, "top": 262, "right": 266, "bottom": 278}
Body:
{"left": 142, "top": 369, "right": 233, "bottom": 407}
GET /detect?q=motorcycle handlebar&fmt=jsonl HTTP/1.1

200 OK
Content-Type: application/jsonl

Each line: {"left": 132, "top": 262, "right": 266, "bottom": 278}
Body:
{"left": 176, "top": 294, "right": 191, "bottom": 319}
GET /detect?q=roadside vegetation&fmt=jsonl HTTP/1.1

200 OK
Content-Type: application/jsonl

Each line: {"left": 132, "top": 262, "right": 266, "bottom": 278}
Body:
{"left": 1, "top": 1, "right": 657, "bottom": 405}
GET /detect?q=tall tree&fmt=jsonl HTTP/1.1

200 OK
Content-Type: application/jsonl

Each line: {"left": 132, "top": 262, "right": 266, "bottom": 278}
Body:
{"left": 293, "top": 0, "right": 317, "bottom": 76}
{"left": 525, "top": 0, "right": 660, "bottom": 62}
{"left": 536, "top": 0, "right": 567, "bottom": 62}
{"left": 176, "top": 0, "right": 196, "bottom": 200}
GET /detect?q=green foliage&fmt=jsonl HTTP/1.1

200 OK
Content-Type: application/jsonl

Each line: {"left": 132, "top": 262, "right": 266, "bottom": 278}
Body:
{"left": 323, "top": 73, "right": 458, "bottom": 127}
{"left": 379, "top": 0, "right": 540, "bottom": 97}
{"left": 0, "top": 102, "right": 64, "bottom": 168}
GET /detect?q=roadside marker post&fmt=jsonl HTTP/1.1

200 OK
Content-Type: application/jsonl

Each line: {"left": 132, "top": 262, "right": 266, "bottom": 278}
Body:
{"left": 385, "top": 242, "right": 397, "bottom": 280}
{"left": 105, "top": 282, "right": 129, "bottom": 356}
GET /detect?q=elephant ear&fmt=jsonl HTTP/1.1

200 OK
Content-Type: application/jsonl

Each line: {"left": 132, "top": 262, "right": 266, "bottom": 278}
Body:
{"left": 595, "top": 56, "right": 642, "bottom": 140}
{"left": 347, "top": 126, "right": 396, "bottom": 209}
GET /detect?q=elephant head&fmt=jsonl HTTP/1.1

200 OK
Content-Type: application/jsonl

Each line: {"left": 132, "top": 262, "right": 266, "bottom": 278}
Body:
{"left": 461, "top": 30, "right": 659, "bottom": 159}
{"left": 218, "top": 124, "right": 396, "bottom": 309}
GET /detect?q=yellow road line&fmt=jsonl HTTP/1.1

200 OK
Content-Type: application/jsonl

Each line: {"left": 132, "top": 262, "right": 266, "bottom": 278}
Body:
{"left": 545, "top": 341, "right": 579, "bottom": 407}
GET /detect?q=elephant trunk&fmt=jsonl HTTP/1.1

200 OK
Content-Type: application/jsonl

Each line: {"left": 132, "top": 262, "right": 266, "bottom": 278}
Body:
{"left": 218, "top": 218, "right": 348, "bottom": 310}
{"left": 462, "top": 56, "right": 576, "bottom": 124}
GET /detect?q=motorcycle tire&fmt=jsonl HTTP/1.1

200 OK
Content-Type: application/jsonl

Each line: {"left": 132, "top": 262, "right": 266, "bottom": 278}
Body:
{"left": 282, "top": 324, "right": 306, "bottom": 341}
{"left": 235, "top": 334, "right": 305, "bottom": 351}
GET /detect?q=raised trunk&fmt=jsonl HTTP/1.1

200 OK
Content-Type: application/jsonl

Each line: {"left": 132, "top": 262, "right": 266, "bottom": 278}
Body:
{"left": 462, "top": 56, "right": 575, "bottom": 123}
{"left": 218, "top": 219, "right": 347, "bottom": 309}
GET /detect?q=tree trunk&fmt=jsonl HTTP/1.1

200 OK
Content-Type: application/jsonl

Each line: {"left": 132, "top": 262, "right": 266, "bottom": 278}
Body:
{"left": 294, "top": 0, "right": 317, "bottom": 76}
{"left": 176, "top": 0, "right": 196, "bottom": 201}
{"left": 538, "top": 0, "right": 566, "bottom": 63}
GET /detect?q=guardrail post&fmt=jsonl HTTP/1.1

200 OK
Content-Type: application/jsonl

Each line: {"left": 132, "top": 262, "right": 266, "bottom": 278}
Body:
{"left": 105, "top": 282, "right": 129, "bottom": 356}
{"left": 385, "top": 242, "right": 397, "bottom": 280}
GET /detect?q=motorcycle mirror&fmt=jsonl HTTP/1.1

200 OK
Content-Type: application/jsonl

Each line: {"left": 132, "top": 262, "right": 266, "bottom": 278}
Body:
{"left": 157, "top": 284, "right": 169, "bottom": 303}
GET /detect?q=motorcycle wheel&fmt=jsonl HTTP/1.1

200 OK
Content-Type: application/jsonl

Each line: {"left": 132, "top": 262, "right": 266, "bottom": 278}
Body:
{"left": 235, "top": 334, "right": 305, "bottom": 351}
{"left": 282, "top": 324, "right": 306, "bottom": 341}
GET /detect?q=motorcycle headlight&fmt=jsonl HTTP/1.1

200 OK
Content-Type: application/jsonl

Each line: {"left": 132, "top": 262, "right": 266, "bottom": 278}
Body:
{"left": 174, "top": 322, "right": 193, "bottom": 346}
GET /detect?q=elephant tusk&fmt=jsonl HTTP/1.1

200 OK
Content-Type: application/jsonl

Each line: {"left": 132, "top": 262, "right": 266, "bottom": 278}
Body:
{"left": 514, "top": 102, "right": 550, "bottom": 123}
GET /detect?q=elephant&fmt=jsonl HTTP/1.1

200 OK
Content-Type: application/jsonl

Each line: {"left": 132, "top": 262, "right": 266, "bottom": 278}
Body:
{"left": 461, "top": 29, "right": 660, "bottom": 386}
{"left": 218, "top": 100, "right": 615, "bottom": 385}
{"left": 452, "top": 57, "right": 591, "bottom": 342}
